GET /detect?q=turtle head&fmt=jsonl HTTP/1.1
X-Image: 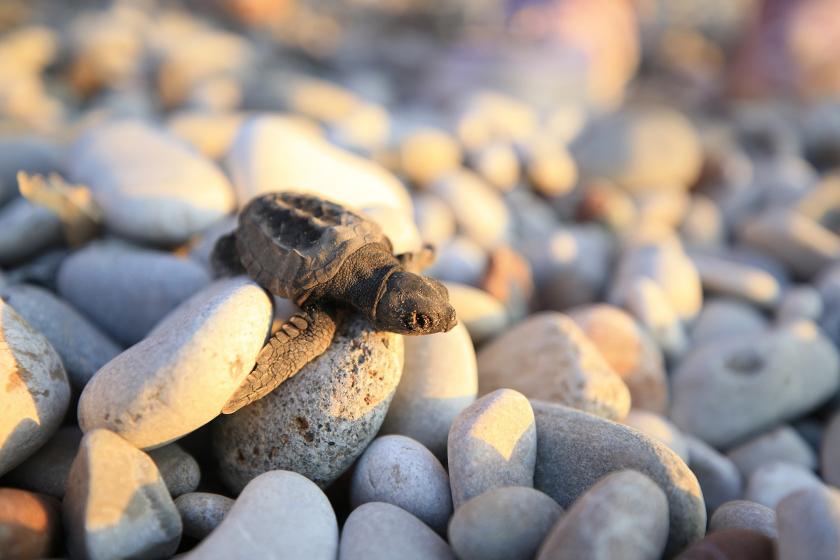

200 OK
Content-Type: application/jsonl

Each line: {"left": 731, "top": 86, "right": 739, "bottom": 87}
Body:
{"left": 374, "top": 272, "right": 457, "bottom": 335}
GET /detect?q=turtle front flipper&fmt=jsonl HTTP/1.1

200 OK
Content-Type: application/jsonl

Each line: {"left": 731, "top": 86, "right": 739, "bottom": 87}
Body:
{"left": 210, "top": 231, "right": 246, "bottom": 277}
{"left": 221, "top": 304, "right": 337, "bottom": 414}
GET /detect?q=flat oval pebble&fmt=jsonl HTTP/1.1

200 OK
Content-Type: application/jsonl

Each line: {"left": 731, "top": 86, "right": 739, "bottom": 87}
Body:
{"left": 449, "top": 486, "right": 562, "bottom": 560}
{"left": 0, "top": 198, "right": 62, "bottom": 266}
{"left": 226, "top": 116, "right": 415, "bottom": 252}
{"left": 448, "top": 389, "right": 536, "bottom": 508}
{"left": 537, "top": 470, "right": 669, "bottom": 560}
{"left": 569, "top": 304, "right": 668, "bottom": 413}
{"left": 399, "top": 127, "right": 461, "bottom": 187}
{"left": 0, "top": 488, "right": 59, "bottom": 559}
{"left": 690, "top": 297, "right": 767, "bottom": 347}
{"left": 443, "top": 282, "right": 508, "bottom": 345}
{"left": 727, "top": 425, "right": 816, "bottom": 478}
{"left": 532, "top": 401, "right": 706, "bottom": 556}
{"left": 678, "top": 528, "right": 775, "bottom": 560}
{"left": 350, "top": 435, "right": 451, "bottom": 534}
{"left": 214, "top": 316, "right": 403, "bottom": 491}
{"left": 822, "top": 412, "right": 840, "bottom": 487}
{"left": 477, "top": 312, "right": 630, "bottom": 421}
{"left": 339, "top": 502, "right": 455, "bottom": 560}
{"left": 69, "top": 120, "right": 235, "bottom": 245}
{"left": 78, "top": 277, "right": 272, "bottom": 448}
{"left": 148, "top": 443, "right": 201, "bottom": 497}
{"left": 185, "top": 471, "right": 338, "bottom": 560}
{"left": 689, "top": 252, "right": 782, "bottom": 308}
{"left": 745, "top": 461, "right": 824, "bottom": 509}
{"left": 0, "top": 283, "right": 121, "bottom": 389}
{"left": 381, "top": 322, "right": 477, "bottom": 458}
{"left": 776, "top": 485, "right": 840, "bottom": 560}
{"left": 174, "top": 492, "right": 234, "bottom": 540}
{"left": 685, "top": 436, "right": 743, "bottom": 513}
{"left": 624, "top": 276, "right": 689, "bottom": 360}
{"left": 671, "top": 321, "right": 840, "bottom": 447}
{"left": 57, "top": 241, "right": 212, "bottom": 346}
{"left": 0, "top": 300, "right": 70, "bottom": 476}
{"left": 412, "top": 192, "right": 456, "bottom": 249}
{"left": 3, "top": 426, "right": 82, "bottom": 498}
{"left": 63, "top": 429, "right": 182, "bottom": 560}
{"left": 427, "top": 236, "right": 488, "bottom": 287}
{"left": 709, "top": 500, "right": 778, "bottom": 539}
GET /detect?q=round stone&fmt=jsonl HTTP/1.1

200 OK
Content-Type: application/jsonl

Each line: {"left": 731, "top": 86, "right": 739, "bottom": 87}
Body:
{"left": 678, "top": 528, "right": 774, "bottom": 560}
{"left": 399, "top": 127, "right": 462, "bottom": 187}
{"left": 4, "top": 426, "right": 82, "bottom": 498}
{"left": 0, "top": 198, "right": 62, "bottom": 266}
{"left": 0, "top": 488, "right": 59, "bottom": 559}
{"left": 821, "top": 411, "right": 840, "bottom": 487}
{"left": 776, "top": 485, "right": 840, "bottom": 560}
{"left": 443, "top": 282, "right": 508, "bottom": 345}
{"left": 624, "top": 276, "right": 689, "bottom": 360}
{"left": 532, "top": 401, "right": 706, "bottom": 556}
{"left": 148, "top": 443, "right": 201, "bottom": 497}
{"left": 690, "top": 297, "right": 767, "bottom": 347}
{"left": 380, "top": 322, "right": 477, "bottom": 458}
{"left": 350, "top": 435, "right": 451, "bottom": 534}
{"left": 447, "top": 389, "right": 536, "bottom": 509}
{"left": 174, "top": 492, "right": 234, "bottom": 541}
{"left": 689, "top": 252, "right": 782, "bottom": 308}
{"left": 685, "top": 436, "right": 743, "bottom": 513}
{"left": 536, "top": 470, "right": 669, "bottom": 560}
{"left": 623, "top": 410, "right": 689, "bottom": 462}
{"left": 671, "top": 321, "right": 840, "bottom": 448}
{"left": 340, "top": 502, "right": 455, "bottom": 560}
{"left": 0, "top": 300, "right": 70, "bottom": 476}
{"left": 63, "top": 429, "right": 182, "bottom": 560}
{"left": 569, "top": 305, "right": 668, "bottom": 413}
{"left": 214, "top": 316, "right": 403, "bottom": 491}
{"left": 426, "top": 236, "right": 488, "bottom": 287}
{"left": 184, "top": 471, "right": 338, "bottom": 560}
{"left": 727, "top": 425, "right": 817, "bottom": 478}
{"left": 745, "top": 462, "right": 824, "bottom": 509}
{"left": 0, "top": 135, "right": 63, "bottom": 205}
{"left": 78, "top": 277, "right": 272, "bottom": 449}
{"left": 449, "top": 486, "right": 562, "bottom": 560}
{"left": 57, "top": 241, "right": 212, "bottom": 346}
{"left": 69, "top": 120, "right": 235, "bottom": 245}
{"left": 477, "top": 312, "right": 630, "bottom": 421}
{"left": 777, "top": 285, "right": 823, "bottom": 324}
{"left": 709, "top": 500, "right": 778, "bottom": 539}
{"left": 0, "top": 283, "right": 121, "bottom": 389}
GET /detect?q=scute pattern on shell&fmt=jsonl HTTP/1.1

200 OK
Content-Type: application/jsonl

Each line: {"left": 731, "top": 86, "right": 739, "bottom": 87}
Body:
{"left": 236, "top": 192, "right": 389, "bottom": 300}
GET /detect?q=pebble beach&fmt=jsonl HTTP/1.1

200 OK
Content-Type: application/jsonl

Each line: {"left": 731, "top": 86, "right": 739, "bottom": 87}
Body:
{"left": 2, "top": 1, "right": 840, "bottom": 558}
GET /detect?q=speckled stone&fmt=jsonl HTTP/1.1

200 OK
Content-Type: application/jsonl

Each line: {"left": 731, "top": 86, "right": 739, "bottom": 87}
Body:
{"left": 478, "top": 312, "right": 630, "bottom": 421}
{"left": 777, "top": 485, "right": 840, "bottom": 560}
{"left": 672, "top": 321, "right": 840, "bottom": 448}
{"left": 185, "top": 471, "right": 338, "bottom": 560}
{"left": 0, "top": 488, "right": 59, "bottom": 560}
{"left": 0, "top": 198, "right": 62, "bottom": 266}
{"left": 532, "top": 401, "right": 706, "bottom": 556}
{"left": 448, "top": 486, "right": 562, "bottom": 560}
{"left": 678, "top": 528, "right": 775, "bottom": 560}
{"left": 148, "top": 443, "right": 201, "bottom": 497}
{"left": 214, "top": 316, "right": 403, "bottom": 492}
{"left": 727, "top": 426, "right": 817, "bottom": 478}
{"left": 63, "top": 429, "right": 182, "bottom": 560}
{"left": 3, "top": 426, "right": 82, "bottom": 498}
{"left": 78, "top": 277, "right": 272, "bottom": 449}
{"left": 57, "top": 241, "right": 212, "bottom": 346}
{"left": 174, "top": 492, "right": 234, "bottom": 540}
{"left": 709, "top": 500, "right": 778, "bottom": 539}
{"left": 448, "top": 389, "right": 536, "bottom": 509}
{"left": 68, "top": 120, "right": 235, "bottom": 245}
{"left": 380, "top": 322, "right": 476, "bottom": 458}
{"left": 340, "top": 502, "right": 455, "bottom": 560}
{"left": 569, "top": 305, "right": 668, "bottom": 413}
{"left": 0, "top": 283, "right": 121, "bottom": 389}
{"left": 350, "top": 435, "right": 451, "bottom": 534}
{"left": 685, "top": 437, "right": 743, "bottom": 513}
{"left": 745, "top": 462, "right": 824, "bottom": 509}
{"left": 0, "top": 300, "right": 70, "bottom": 477}
{"left": 536, "top": 470, "right": 669, "bottom": 560}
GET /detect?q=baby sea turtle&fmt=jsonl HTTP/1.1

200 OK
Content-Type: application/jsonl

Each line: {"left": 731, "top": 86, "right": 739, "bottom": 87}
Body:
{"left": 212, "top": 192, "right": 458, "bottom": 413}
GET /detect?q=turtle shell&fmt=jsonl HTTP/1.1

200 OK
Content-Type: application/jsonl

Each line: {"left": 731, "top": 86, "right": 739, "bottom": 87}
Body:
{"left": 235, "top": 192, "right": 390, "bottom": 301}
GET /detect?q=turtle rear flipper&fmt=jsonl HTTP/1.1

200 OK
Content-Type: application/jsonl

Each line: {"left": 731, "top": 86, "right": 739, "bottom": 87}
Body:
{"left": 221, "top": 305, "right": 337, "bottom": 414}
{"left": 210, "top": 231, "right": 246, "bottom": 277}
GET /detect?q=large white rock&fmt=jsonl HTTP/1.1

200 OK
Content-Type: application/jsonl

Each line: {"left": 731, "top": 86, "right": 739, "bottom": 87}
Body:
{"left": 69, "top": 120, "right": 235, "bottom": 245}
{"left": 226, "top": 115, "right": 418, "bottom": 253}
{"left": 0, "top": 300, "right": 70, "bottom": 476}
{"left": 185, "top": 470, "right": 338, "bottom": 560}
{"left": 78, "top": 277, "right": 272, "bottom": 449}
